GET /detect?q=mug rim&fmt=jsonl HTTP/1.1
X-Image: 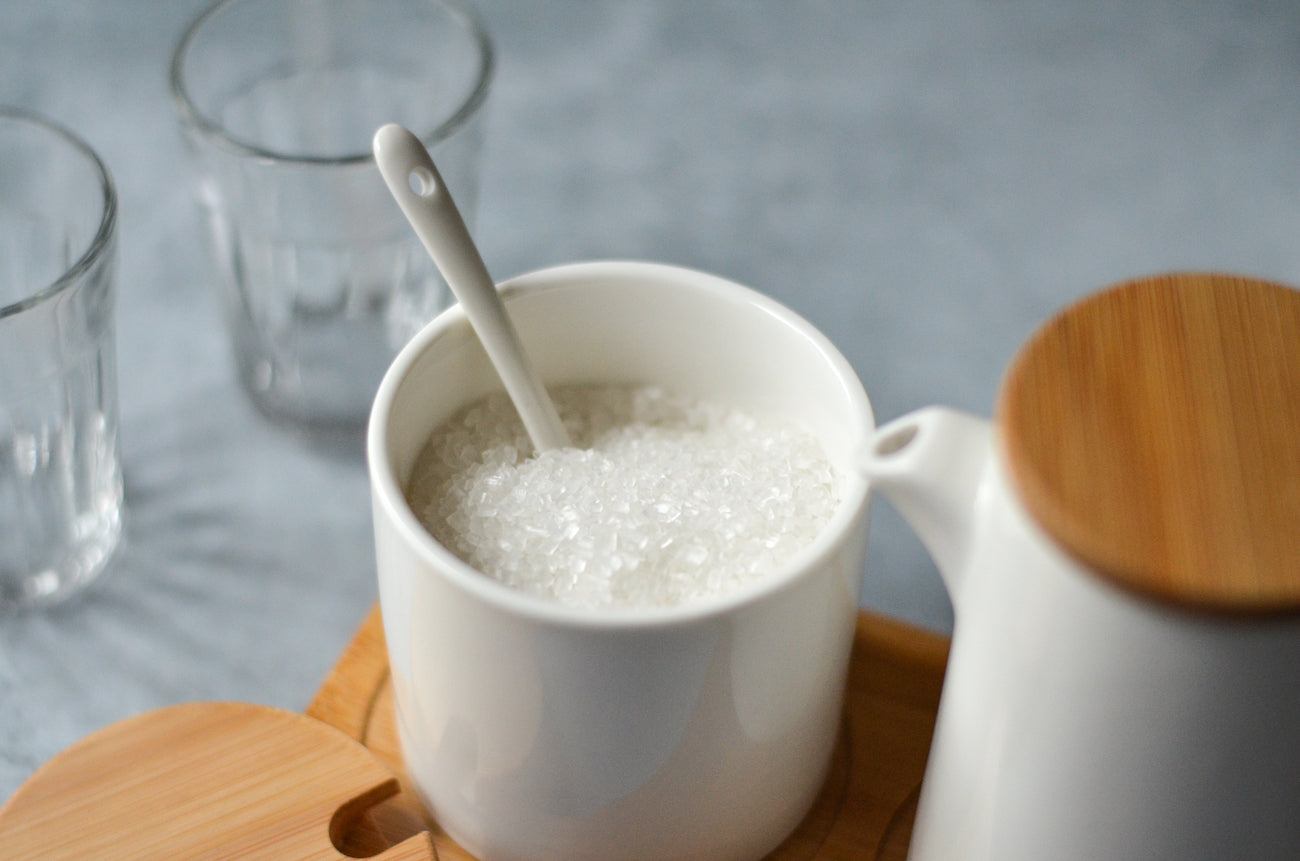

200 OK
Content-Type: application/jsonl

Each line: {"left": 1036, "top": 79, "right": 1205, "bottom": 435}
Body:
{"left": 168, "top": 0, "right": 494, "bottom": 166}
{"left": 368, "top": 260, "right": 875, "bottom": 630}
{"left": 0, "top": 107, "right": 117, "bottom": 320}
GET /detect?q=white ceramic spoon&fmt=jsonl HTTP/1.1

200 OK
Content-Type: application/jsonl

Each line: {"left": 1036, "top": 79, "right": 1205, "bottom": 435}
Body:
{"left": 373, "top": 123, "right": 570, "bottom": 452}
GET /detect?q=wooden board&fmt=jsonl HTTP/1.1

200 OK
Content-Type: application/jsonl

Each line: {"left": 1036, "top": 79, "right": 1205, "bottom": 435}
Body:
{"left": 309, "top": 605, "right": 949, "bottom": 860}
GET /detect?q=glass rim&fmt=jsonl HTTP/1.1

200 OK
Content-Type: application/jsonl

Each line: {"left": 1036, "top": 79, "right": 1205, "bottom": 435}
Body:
{"left": 168, "top": 0, "right": 495, "bottom": 166}
{"left": 0, "top": 107, "right": 117, "bottom": 321}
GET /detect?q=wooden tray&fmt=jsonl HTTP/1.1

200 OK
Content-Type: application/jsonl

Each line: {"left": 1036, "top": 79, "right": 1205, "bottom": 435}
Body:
{"left": 308, "top": 605, "right": 949, "bottom": 861}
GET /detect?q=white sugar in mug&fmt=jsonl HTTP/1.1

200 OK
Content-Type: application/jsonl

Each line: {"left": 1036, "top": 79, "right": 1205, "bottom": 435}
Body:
{"left": 368, "top": 261, "right": 874, "bottom": 861}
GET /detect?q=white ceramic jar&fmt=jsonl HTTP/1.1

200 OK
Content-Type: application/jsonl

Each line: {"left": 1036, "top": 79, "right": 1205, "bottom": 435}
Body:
{"left": 865, "top": 274, "right": 1300, "bottom": 861}
{"left": 368, "top": 261, "right": 875, "bottom": 861}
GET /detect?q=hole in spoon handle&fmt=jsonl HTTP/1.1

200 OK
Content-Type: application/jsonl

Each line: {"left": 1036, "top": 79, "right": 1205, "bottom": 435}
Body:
{"left": 408, "top": 167, "right": 436, "bottom": 197}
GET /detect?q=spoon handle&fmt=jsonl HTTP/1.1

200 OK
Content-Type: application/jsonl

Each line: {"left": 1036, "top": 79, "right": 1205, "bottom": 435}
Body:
{"left": 373, "top": 123, "right": 570, "bottom": 452}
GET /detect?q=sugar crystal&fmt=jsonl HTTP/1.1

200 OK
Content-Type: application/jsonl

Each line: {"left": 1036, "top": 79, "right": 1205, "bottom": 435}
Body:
{"left": 405, "top": 385, "right": 841, "bottom": 610}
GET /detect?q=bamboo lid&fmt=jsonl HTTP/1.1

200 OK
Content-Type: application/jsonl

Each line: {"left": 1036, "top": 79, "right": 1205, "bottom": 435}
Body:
{"left": 0, "top": 702, "right": 434, "bottom": 860}
{"left": 998, "top": 273, "right": 1300, "bottom": 615}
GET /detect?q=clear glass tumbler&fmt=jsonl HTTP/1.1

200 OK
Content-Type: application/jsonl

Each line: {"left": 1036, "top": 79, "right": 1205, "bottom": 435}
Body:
{"left": 0, "top": 108, "right": 123, "bottom": 613}
{"left": 170, "top": 0, "right": 493, "bottom": 438}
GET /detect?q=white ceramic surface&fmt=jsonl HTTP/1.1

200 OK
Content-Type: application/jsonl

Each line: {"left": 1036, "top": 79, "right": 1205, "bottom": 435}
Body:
{"left": 866, "top": 406, "right": 1300, "bottom": 861}
{"left": 368, "top": 261, "right": 874, "bottom": 861}
{"left": 372, "top": 123, "right": 569, "bottom": 452}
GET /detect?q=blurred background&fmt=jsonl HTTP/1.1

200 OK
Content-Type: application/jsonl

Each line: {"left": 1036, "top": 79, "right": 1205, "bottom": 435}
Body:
{"left": 4, "top": 0, "right": 1300, "bottom": 800}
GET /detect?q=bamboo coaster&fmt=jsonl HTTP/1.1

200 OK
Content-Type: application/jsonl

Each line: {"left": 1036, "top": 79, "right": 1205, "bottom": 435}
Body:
{"left": 310, "top": 605, "right": 949, "bottom": 860}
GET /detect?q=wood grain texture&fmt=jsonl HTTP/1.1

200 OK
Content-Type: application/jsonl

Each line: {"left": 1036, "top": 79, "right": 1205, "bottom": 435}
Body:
{"left": 0, "top": 701, "right": 435, "bottom": 861}
{"left": 999, "top": 273, "right": 1300, "bottom": 614}
{"left": 312, "top": 604, "right": 949, "bottom": 860}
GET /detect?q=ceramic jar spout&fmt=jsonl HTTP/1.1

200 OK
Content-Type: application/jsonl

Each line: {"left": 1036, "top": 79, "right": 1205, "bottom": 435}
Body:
{"left": 861, "top": 406, "right": 990, "bottom": 605}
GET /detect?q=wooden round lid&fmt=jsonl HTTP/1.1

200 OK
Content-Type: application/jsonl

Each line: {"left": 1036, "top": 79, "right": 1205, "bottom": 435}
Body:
{"left": 998, "top": 273, "right": 1300, "bottom": 615}
{"left": 0, "top": 702, "right": 434, "bottom": 861}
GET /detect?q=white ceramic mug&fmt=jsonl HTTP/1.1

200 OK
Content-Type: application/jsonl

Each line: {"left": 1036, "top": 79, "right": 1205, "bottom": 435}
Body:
{"left": 368, "top": 261, "right": 874, "bottom": 861}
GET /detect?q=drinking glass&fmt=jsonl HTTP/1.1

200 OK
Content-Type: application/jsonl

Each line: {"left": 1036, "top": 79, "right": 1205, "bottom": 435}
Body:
{"left": 170, "top": 0, "right": 493, "bottom": 438}
{"left": 0, "top": 108, "right": 122, "bottom": 613}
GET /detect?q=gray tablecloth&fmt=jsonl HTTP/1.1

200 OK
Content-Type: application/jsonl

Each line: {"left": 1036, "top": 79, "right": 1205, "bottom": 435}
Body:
{"left": 4, "top": 0, "right": 1300, "bottom": 801}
